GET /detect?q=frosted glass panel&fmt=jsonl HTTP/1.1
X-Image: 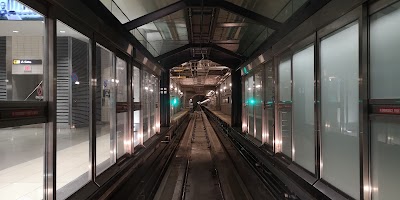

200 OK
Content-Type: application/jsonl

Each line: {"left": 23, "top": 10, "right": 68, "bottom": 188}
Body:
{"left": 370, "top": 2, "right": 400, "bottom": 99}
{"left": 280, "top": 111, "right": 292, "bottom": 157}
{"left": 320, "top": 23, "right": 359, "bottom": 199}
{"left": 293, "top": 45, "right": 315, "bottom": 173}
{"left": 265, "top": 62, "right": 274, "bottom": 145}
{"left": 255, "top": 71, "right": 263, "bottom": 141}
{"left": 371, "top": 121, "right": 400, "bottom": 200}
{"left": 279, "top": 59, "right": 291, "bottom": 102}
{"left": 247, "top": 76, "right": 254, "bottom": 136}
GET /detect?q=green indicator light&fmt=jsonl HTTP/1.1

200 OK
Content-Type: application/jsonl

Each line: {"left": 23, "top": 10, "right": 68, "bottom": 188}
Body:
{"left": 247, "top": 98, "right": 257, "bottom": 106}
{"left": 243, "top": 67, "right": 248, "bottom": 74}
{"left": 171, "top": 97, "right": 179, "bottom": 107}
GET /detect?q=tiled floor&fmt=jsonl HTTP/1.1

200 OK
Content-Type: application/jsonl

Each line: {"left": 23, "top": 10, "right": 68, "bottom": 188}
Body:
{"left": 0, "top": 125, "right": 116, "bottom": 200}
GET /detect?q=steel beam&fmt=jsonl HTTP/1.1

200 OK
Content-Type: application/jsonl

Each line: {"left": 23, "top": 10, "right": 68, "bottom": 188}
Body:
{"left": 184, "top": 0, "right": 282, "bottom": 30}
{"left": 156, "top": 43, "right": 246, "bottom": 62}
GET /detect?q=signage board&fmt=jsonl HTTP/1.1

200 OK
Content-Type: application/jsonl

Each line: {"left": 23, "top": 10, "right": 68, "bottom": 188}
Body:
{"left": 13, "top": 59, "right": 42, "bottom": 65}
{"left": 371, "top": 105, "right": 400, "bottom": 115}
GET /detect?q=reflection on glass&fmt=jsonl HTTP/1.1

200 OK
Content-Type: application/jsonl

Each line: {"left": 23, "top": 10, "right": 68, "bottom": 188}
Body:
{"left": 279, "top": 59, "right": 291, "bottom": 102}
{"left": 292, "top": 45, "right": 315, "bottom": 173}
{"left": 0, "top": 0, "right": 44, "bottom": 101}
{"left": 264, "top": 62, "right": 274, "bottom": 145}
{"left": 254, "top": 71, "right": 263, "bottom": 142}
{"left": 320, "top": 23, "right": 359, "bottom": 199}
{"left": 142, "top": 71, "right": 149, "bottom": 142}
{"left": 371, "top": 121, "right": 400, "bottom": 200}
{"left": 370, "top": 1, "right": 400, "bottom": 99}
{"left": 95, "top": 44, "right": 116, "bottom": 176}
{"left": 280, "top": 111, "right": 292, "bottom": 157}
{"left": 56, "top": 21, "right": 91, "bottom": 199}
{"left": 116, "top": 57, "right": 128, "bottom": 158}
{"left": 278, "top": 58, "right": 292, "bottom": 158}
{"left": 133, "top": 66, "right": 141, "bottom": 146}
{"left": 247, "top": 76, "right": 254, "bottom": 136}
{"left": 0, "top": 124, "right": 44, "bottom": 200}
{"left": 134, "top": 10, "right": 188, "bottom": 56}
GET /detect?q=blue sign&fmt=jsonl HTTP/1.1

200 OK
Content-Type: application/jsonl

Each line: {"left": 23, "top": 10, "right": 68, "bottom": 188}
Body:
{"left": 104, "top": 80, "right": 108, "bottom": 88}
{"left": 71, "top": 73, "right": 78, "bottom": 82}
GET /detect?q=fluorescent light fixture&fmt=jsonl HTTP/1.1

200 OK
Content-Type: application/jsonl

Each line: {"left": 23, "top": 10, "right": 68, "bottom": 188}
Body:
{"left": 59, "top": 30, "right": 66, "bottom": 33}
{"left": 74, "top": 81, "right": 80, "bottom": 85}
{"left": 12, "top": 30, "right": 19, "bottom": 33}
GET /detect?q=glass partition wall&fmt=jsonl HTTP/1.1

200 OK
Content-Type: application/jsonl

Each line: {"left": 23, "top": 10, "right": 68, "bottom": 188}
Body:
{"left": 241, "top": 6, "right": 366, "bottom": 199}
{"left": 0, "top": 1, "right": 45, "bottom": 200}
{"left": 0, "top": 1, "right": 160, "bottom": 198}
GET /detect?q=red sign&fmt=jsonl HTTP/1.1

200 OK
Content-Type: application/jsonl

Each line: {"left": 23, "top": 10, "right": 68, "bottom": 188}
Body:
{"left": 24, "top": 65, "right": 32, "bottom": 72}
{"left": 11, "top": 110, "right": 40, "bottom": 117}
{"left": 377, "top": 107, "right": 400, "bottom": 115}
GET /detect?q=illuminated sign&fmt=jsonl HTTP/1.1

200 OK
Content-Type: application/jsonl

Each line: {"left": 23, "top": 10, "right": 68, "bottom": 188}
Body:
{"left": 372, "top": 106, "right": 400, "bottom": 115}
{"left": 13, "top": 59, "right": 42, "bottom": 65}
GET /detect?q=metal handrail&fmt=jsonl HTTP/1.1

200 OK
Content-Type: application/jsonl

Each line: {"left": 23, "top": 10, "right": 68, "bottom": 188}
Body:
{"left": 24, "top": 80, "right": 43, "bottom": 101}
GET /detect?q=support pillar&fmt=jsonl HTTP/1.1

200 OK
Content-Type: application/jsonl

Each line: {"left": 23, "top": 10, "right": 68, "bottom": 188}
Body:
{"left": 160, "top": 71, "right": 170, "bottom": 127}
{"left": 231, "top": 70, "right": 242, "bottom": 127}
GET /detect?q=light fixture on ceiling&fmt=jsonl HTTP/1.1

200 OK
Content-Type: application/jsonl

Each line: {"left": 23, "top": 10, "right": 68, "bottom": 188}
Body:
{"left": 12, "top": 30, "right": 19, "bottom": 33}
{"left": 59, "top": 30, "right": 66, "bottom": 33}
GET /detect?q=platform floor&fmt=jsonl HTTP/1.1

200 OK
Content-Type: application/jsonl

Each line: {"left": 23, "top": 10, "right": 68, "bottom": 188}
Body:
{"left": 0, "top": 125, "right": 143, "bottom": 200}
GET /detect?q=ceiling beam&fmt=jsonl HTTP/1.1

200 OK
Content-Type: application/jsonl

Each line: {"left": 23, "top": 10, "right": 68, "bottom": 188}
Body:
{"left": 124, "top": 0, "right": 186, "bottom": 30}
{"left": 156, "top": 43, "right": 246, "bottom": 62}
{"left": 162, "top": 54, "right": 239, "bottom": 70}
{"left": 184, "top": 0, "right": 282, "bottom": 30}
{"left": 123, "top": 0, "right": 282, "bottom": 31}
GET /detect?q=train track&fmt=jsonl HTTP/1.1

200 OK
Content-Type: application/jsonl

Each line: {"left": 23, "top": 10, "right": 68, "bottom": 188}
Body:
{"left": 154, "top": 108, "right": 260, "bottom": 200}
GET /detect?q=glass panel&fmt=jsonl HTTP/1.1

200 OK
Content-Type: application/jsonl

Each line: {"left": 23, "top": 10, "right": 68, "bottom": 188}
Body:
{"left": 56, "top": 21, "right": 91, "bottom": 199}
{"left": 247, "top": 75, "right": 254, "bottom": 136}
{"left": 244, "top": 78, "right": 249, "bottom": 132}
{"left": 370, "top": 2, "right": 400, "bottom": 99}
{"left": 280, "top": 110, "right": 292, "bottom": 157}
{"left": 0, "top": 124, "right": 44, "bottom": 200}
{"left": 149, "top": 74, "right": 156, "bottom": 137}
{"left": 134, "top": 9, "right": 188, "bottom": 57}
{"left": 214, "top": 9, "right": 267, "bottom": 55}
{"left": 225, "top": 0, "right": 307, "bottom": 23}
{"left": 95, "top": 44, "right": 116, "bottom": 176}
{"left": 265, "top": 62, "right": 274, "bottom": 145}
{"left": 279, "top": 58, "right": 291, "bottom": 102}
{"left": 320, "top": 23, "right": 359, "bottom": 199}
{"left": 116, "top": 57, "right": 128, "bottom": 158}
{"left": 371, "top": 120, "right": 400, "bottom": 200}
{"left": 101, "top": 0, "right": 179, "bottom": 21}
{"left": 142, "top": 71, "right": 149, "bottom": 142}
{"left": 133, "top": 66, "right": 141, "bottom": 146}
{"left": 0, "top": 0, "right": 44, "bottom": 101}
{"left": 292, "top": 45, "right": 315, "bottom": 173}
{"left": 254, "top": 70, "right": 263, "bottom": 142}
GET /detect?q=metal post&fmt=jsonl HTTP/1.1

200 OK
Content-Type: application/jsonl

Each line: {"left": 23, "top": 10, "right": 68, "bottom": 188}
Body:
{"left": 90, "top": 38, "right": 97, "bottom": 181}
{"left": 231, "top": 69, "right": 241, "bottom": 127}
{"left": 160, "top": 71, "right": 170, "bottom": 127}
{"left": 44, "top": 7, "right": 56, "bottom": 200}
